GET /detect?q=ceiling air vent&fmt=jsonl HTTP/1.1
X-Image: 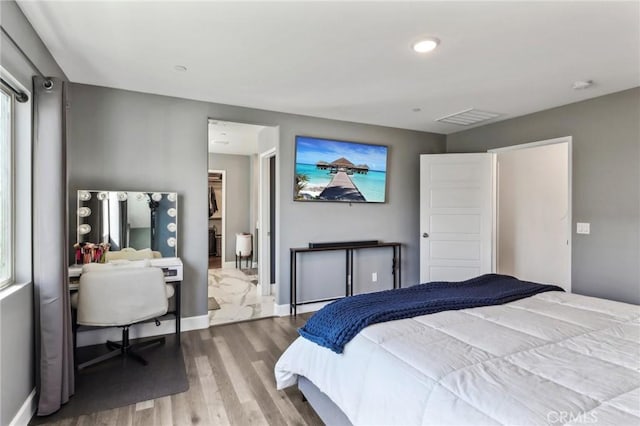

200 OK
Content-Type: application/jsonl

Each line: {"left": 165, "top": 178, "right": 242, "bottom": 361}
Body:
{"left": 436, "top": 108, "right": 501, "bottom": 126}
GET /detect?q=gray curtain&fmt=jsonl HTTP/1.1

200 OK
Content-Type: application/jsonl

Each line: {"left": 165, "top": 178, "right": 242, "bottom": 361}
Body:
{"left": 33, "top": 76, "right": 75, "bottom": 415}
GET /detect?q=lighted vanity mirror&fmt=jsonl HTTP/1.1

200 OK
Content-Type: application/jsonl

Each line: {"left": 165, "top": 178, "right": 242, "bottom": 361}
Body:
{"left": 76, "top": 190, "right": 178, "bottom": 257}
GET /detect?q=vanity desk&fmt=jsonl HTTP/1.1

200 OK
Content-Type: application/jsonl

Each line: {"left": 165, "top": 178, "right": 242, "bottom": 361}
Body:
{"left": 71, "top": 189, "right": 183, "bottom": 345}
{"left": 69, "top": 257, "right": 184, "bottom": 342}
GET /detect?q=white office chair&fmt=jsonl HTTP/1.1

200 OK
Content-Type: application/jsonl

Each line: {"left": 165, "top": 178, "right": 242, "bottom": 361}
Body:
{"left": 75, "top": 266, "right": 169, "bottom": 369}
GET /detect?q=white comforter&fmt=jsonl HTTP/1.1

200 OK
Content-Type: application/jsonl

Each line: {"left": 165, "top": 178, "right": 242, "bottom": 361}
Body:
{"left": 275, "top": 292, "right": 640, "bottom": 425}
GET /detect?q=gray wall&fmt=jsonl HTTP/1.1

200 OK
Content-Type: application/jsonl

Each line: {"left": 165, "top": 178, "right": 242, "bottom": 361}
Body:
{"left": 0, "top": 1, "right": 67, "bottom": 424}
{"left": 0, "top": 284, "right": 35, "bottom": 426}
{"left": 67, "top": 87, "right": 209, "bottom": 317}
{"left": 208, "top": 153, "right": 252, "bottom": 260}
{"left": 67, "top": 83, "right": 446, "bottom": 313}
{"left": 447, "top": 88, "right": 640, "bottom": 304}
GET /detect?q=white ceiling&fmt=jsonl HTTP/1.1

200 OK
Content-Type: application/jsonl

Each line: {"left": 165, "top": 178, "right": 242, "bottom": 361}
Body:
{"left": 17, "top": 1, "right": 640, "bottom": 134}
{"left": 208, "top": 120, "right": 265, "bottom": 155}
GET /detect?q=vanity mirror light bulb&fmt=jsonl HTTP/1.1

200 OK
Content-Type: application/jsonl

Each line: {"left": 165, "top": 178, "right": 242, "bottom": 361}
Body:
{"left": 167, "top": 237, "right": 177, "bottom": 247}
{"left": 152, "top": 193, "right": 162, "bottom": 201}
{"left": 167, "top": 208, "right": 177, "bottom": 217}
{"left": 167, "top": 193, "right": 177, "bottom": 202}
{"left": 78, "top": 190, "right": 91, "bottom": 201}
{"left": 117, "top": 192, "right": 128, "bottom": 201}
{"left": 78, "top": 207, "right": 92, "bottom": 217}
{"left": 167, "top": 223, "right": 177, "bottom": 232}
{"left": 78, "top": 224, "right": 92, "bottom": 235}
{"left": 97, "top": 191, "right": 108, "bottom": 201}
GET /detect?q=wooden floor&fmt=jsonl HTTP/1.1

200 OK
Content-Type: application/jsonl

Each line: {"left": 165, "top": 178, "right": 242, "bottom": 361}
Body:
{"left": 208, "top": 255, "right": 222, "bottom": 269}
{"left": 38, "top": 314, "right": 322, "bottom": 426}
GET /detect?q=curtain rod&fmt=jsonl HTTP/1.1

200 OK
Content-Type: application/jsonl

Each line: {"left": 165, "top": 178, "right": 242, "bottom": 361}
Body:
{"left": 0, "top": 77, "right": 29, "bottom": 102}
{"left": 0, "top": 25, "right": 53, "bottom": 102}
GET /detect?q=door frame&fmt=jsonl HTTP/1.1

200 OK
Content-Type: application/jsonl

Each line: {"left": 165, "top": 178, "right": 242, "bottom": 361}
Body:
{"left": 489, "top": 136, "right": 573, "bottom": 291}
{"left": 258, "top": 147, "right": 276, "bottom": 296}
{"left": 208, "top": 169, "right": 226, "bottom": 266}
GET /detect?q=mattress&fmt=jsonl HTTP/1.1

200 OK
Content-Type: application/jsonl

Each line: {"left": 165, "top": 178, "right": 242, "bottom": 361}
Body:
{"left": 275, "top": 291, "right": 640, "bottom": 425}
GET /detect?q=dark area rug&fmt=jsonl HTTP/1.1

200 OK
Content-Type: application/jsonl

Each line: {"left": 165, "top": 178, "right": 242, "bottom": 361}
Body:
{"left": 31, "top": 334, "right": 188, "bottom": 424}
{"left": 241, "top": 268, "right": 259, "bottom": 285}
{"left": 208, "top": 296, "right": 221, "bottom": 310}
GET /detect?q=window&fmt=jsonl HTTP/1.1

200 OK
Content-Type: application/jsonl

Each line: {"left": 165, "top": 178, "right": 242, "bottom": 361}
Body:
{"left": 0, "top": 84, "right": 13, "bottom": 289}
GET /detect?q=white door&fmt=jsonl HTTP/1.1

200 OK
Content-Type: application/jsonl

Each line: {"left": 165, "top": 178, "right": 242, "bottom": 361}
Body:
{"left": 420, "top": 154, "right": 494, "bottom": 283}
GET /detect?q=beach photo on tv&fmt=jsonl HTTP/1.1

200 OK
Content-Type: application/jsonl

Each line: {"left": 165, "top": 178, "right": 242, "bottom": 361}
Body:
{"left": 294, "top": 136, "right": 388, "bottom": 203}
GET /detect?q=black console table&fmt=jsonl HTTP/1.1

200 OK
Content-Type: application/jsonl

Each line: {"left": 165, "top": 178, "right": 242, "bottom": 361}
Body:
{"left": 289, "top": 242, "right": 401, "bottom": 315}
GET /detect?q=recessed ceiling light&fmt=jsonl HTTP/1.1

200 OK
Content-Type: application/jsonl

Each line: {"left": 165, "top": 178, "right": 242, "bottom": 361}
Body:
{"left": 572, "top": 80, "right": 594, "bottom": 90}
{"left": 412, "top": 38, "right": 440, "bottom": 53}
{"left": 174, "top": 65, "right": 187, "bottom": 72}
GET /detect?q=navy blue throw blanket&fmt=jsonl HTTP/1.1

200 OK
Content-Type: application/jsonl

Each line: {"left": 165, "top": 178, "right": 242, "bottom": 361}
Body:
{"left": 298, "top": 274, "right": 563, "bottom": 353}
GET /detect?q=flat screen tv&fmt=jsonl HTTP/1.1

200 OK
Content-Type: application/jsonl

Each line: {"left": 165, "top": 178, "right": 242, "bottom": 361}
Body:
{"left": 294, "top": 135, "right": 388, "bottom": 203}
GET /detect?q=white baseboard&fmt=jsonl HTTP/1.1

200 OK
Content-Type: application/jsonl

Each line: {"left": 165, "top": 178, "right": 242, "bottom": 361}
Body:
{"left": 274, "top": 301, "right": 331, "bottom": 317}
{"left": 223, "top": 261, "right": 235, "bottom": 269}
{"left": 9, "top": 388, "right": 36, "bottom": 426}
{"left": 274, "top": 304, "right": 289, "bottom": 316}
{"left": 256, "top": 282, "right": 277, "bottom": 297}
{"left": 77, "top": 314, "right": 210, "bottom": 347}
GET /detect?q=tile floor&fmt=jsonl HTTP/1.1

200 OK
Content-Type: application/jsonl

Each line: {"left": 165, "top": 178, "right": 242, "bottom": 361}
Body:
{"left": 208, "top": 267, "right": 275, "bottom": 326}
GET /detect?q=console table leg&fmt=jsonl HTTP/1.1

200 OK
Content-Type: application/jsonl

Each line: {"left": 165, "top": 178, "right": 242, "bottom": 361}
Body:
{"left": 349, "top": 249, "right": 354, "bottom": 296}
{"left": 345, "top": 250, "right": 350, "bottom": 297}
{"left": 176, "top": 282, "right": 181, "bottom": 346}
{"left": 392, "top": 246, "right": 397, "bottom": 289}
{"left": 398, "top": 246, "right": 402, "bottom": 288}
{"left": 290, "top": 251, "right": 296, "bottom": 316}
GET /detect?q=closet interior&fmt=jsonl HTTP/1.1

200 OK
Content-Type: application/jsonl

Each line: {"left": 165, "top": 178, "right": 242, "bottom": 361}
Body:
{"left": 208, "top": 172, "right": 223, "bottom": 269}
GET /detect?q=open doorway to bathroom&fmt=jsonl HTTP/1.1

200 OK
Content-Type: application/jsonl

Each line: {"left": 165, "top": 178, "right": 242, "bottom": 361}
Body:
{"left": 207, "top": 119, "right": 278, "bottom": 326}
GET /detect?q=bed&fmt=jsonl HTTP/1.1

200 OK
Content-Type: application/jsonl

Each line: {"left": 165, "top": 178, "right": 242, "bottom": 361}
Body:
{"left": 275, "top": 285, "right": 640, "bottom": 425}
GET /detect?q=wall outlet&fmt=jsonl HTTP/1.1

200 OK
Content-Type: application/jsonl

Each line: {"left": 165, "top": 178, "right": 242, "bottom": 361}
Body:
{"left": 576, "top": 222, "right": 590, "bottom": 235}
{"left": 372, "top": 272, "right": 378, "bottom": 282}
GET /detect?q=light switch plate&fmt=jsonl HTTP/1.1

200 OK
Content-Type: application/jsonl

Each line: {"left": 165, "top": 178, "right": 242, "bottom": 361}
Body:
{"left": 577, "top": 222, "right": 590, "bottom": 235}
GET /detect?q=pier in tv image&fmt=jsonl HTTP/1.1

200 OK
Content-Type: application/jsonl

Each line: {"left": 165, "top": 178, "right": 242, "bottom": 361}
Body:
{"left": 294, "top": 136, "right": 388, "bottom": 203}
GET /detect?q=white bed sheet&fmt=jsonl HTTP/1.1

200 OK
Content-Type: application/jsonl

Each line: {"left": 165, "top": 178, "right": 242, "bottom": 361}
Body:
{"left": 275, "top": 292, "right": 640, "bottom": 425}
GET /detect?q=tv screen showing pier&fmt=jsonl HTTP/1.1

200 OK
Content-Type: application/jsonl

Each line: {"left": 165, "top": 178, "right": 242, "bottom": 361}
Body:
{"left": 294, "top": 136, "right": 388, "bottom": 203}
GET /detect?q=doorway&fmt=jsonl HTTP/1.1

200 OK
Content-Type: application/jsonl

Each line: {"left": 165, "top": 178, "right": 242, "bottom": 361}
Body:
{"left": 491, "top": 137, "right": 571, "bottom": 290}
{"left": 258, "top": 147, "right": 277, "bottom": 296}
{"left": 206, "top": 119, "right": 279, "bottom": 326}
{"left": 208, "top": 170, "right": 224, "bottom": 269}
{"left": 420, "top": 136, "right": 572, "bottom": 290}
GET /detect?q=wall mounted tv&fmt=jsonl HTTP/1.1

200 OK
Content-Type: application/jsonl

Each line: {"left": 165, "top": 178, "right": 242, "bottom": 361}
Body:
{"left": 294, "top": 135, "right": 388, "bottom": 203}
